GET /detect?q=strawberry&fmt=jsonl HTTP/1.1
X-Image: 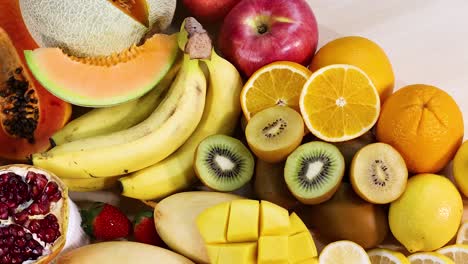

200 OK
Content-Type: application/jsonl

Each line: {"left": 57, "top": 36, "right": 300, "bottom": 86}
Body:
{"left": 81, "top": 202, "right": 132, "bottom": 240}
{"left": 133, "top": 211, "right": 162, "bottom": 246}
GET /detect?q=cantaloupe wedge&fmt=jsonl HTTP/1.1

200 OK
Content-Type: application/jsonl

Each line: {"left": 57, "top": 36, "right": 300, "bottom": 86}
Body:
{"left": 196, "top": 199, "right": 318, "bottom": 264}
{"left": 24, "top": 33, "right": 179, "bottom": 107}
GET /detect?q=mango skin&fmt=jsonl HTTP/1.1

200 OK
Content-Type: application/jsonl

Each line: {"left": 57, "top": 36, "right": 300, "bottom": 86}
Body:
{"left": 295, "top": 183, "right": 389, "bottom": 249}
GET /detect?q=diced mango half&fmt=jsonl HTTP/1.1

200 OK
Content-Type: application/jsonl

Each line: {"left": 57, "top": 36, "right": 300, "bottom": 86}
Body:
{"left": 227, "top": 199, "right": 260, "bottom": 242}
{"left": 260, "top": 200, "right": 290, "bottom": 236}
{"left": 210, "top": 242, "right": 257, "bottom": 264}
{"left": 288, "top": 232, "right": 318, "bottom": 263}
{"left": 196, "top": 202, "right": 231, "bottom": 243}
{"left": 258, "top": 236, "right": 289, "bottom": 264}
{"left": 289, "top": 213, "right": 309, "bottom": 236}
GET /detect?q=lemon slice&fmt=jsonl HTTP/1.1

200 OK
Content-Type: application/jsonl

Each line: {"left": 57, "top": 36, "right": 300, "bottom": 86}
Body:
{"left": 436, "top": 244, "right": 468, "bottom": 264}
{"left": 408, "top": 252, "right": 455, "bottom": 264}
{"left": 367, "top": 248, "right": 410, "bottom": 264}
{"left": 456, "top": 221, "right": 468, "bottom": 245}
{"left": 299, "top": 64, "right": 380, "bottom": 142}
{"left": 318, "top": 240, "right": 370, "bottom": 264}
{"left": 240, "top": 61, "right": 311, "bottom": 120}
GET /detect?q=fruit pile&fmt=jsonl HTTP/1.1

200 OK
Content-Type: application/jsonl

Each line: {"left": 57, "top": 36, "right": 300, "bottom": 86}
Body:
{"left": 0, "top": 0, "right": 468, "bottom": 263}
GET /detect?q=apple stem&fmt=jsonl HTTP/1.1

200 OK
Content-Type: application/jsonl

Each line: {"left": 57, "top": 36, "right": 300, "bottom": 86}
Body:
{"left": 257, "top": 24, "right": 268, "bottom": 34}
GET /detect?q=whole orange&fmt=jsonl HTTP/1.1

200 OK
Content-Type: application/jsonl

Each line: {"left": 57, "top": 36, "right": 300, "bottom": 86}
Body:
{"left": 376, "top": 84, "right": 464, "bottom": 173}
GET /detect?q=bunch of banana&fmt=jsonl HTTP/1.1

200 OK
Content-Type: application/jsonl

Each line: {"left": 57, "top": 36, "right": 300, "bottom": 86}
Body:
{"left": 32, "top": 17, "right": 243, "bottom": 198}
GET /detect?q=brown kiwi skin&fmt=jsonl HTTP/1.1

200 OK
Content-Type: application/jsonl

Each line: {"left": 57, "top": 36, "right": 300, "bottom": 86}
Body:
{"left": 332, "top": 131, "right": 376, "bottom": 170}
{"left": 294, "top": 183, "right": 389, "bottom": 249}
{"left": 254, "top": 159, "right": 300, "bottom": 210}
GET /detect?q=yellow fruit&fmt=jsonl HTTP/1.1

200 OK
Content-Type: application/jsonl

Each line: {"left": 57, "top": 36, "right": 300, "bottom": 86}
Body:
{"left": 207, "top": 243, "right": 257, "bottom": 264}
{"left": 227, "top": 200, "right": 260, "bottom": 242}
{"left": 196, "top": 202, "right": 230, "bottom": 244}
{"left": 318, "top": 240, "right": 371, "bottom": 264}
{"left": 309, "top": 36, "right": 394, "bottom": 102}
{"left": 240, "top": 61, "right": 311, "bottom": 120}
{"left": 289, "top": 232, "right": 318, "bottom": 263}
{"left": 376, "top": 84, "right": 464, "bottom": 174}
{"left": 436, "top": 244, "right": 468, "bottom": 264}
{"left": 367, "top": 248, "right": 409, "bottom": 264}
{"left": 299, "top": 64, "right": 380, "bottom": 142}
{"left": 289, "top": 212, "right": 309, "bottom": 235}
{"left": 389, "top": 174, "right": 463, "bottom": 253}
{"left": 456, "top": 221, "right": 468, "bottom": 244}
{"left": 260, "top": 200, "right": 290, "bottom": 236}
{"left": 297, "top": 259, "right": 319, "bottom": 264}
{"left": 454, "top": 140, "right": 468, "bottom": 197}
{"left": 407, "top": 252, "right": 455, "bottom": 264}
{"left": 196, "top": 199, "right": 317, "bottom": 264}
{"left": 258, "top": 236, "right": 289, "bottom": 264}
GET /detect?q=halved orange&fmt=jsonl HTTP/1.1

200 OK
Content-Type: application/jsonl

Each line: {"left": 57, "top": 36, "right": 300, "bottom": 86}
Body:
{"left": 300, "top": 64, "right": 380, "bottom": 142}
{"left": 240, "top": 61, "right": 311, "bottom": 120}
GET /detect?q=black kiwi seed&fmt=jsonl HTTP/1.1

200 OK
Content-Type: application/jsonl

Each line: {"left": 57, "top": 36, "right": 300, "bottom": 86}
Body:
{"left": 284, "top": 141, "right": 345, "bottom": 205}
{"left": 371, "top": 160, "right": 390, "bottom": 187}
{"left": 262, "top": 118, "right": 287, "bottom": 138}
{"left": 194, "top": 134, "right": 255, "bottom": 192}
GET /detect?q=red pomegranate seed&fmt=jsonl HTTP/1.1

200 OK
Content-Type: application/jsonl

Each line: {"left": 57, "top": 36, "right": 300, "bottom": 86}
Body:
{"left": 0, "top": 202, "right": 8, "bottom": 220}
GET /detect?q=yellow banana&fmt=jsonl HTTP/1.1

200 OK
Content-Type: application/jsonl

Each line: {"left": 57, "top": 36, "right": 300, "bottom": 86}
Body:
{"left": 32, "top": 51, "right": 207, "bottom": 178}
{"left": 61, "top": 176, "right": 120, "bottom": 192}
{"left": 51, "top": 61, "right": 181, "bottom": 146}
{"left": 119, "top": 48, "right": 243, "bottom": 200}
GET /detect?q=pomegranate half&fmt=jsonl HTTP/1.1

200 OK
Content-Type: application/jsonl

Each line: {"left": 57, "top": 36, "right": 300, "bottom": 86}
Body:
{"left": 0, "top": 164, "right": 68, "bottom": 264}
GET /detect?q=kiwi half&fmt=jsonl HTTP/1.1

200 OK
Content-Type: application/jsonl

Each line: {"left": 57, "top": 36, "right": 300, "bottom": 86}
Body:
{"left": 245, "top": 106, "right": 304, "bottom": 163}
{"left": 194, "top": 134, "right": 255, "bottom": 192}
{"left": 284, "top": 141, "right": 345, "bottom": 204}
{"left": 350, "top": 142, "right": 408, "bottom": 204}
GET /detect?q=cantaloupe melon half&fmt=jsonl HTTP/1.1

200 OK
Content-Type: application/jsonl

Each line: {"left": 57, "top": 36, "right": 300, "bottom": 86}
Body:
{"left": 24, "top": 33, "right": 179, "bottom": 107}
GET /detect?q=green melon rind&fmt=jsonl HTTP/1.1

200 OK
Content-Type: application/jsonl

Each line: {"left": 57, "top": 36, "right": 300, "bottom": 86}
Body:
{"left": 24, "top": 46, "right": 179, "bottom": 108}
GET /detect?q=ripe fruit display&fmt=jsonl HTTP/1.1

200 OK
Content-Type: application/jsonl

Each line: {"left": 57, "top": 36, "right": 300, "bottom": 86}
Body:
{"left": 376, "top": 84, "right": 464, "bottom": 173}
{"left": 300, "top": 64, "right": 380, "bottom": 142}
{"left": 245, "top": 106, "right": 304, "bottom": 163}
{"left": 296, "top": 184, "right": 389, "bottom": 249}
{"left": 240, "top": 61, "right": 311, "bottom": 120}
{"left": 19, "top": 0, "right": 177, "bottom": 57}
{"left": 284, "top": 141, "right": 345, "bottom": 204}
{"left": 309, "top": 36, "right": 395, "bottom": 102}
{"left": 389, "top": 174, "right": 463, "bottom": 253}
{"left": 218, "top": 0, "right": 318, "bottom": 77}
{"left": 350, "top": 143, "right": 408, "bottom": 204}
{"left": 25, "top": 33, "right": 180, "bottom": 107}
{"left": 81, "top": 203, "right": 132, "bottom": 241}
{"left": 196, "top": 199, "right": 318, "bottom": 263}
{"left": 182, "top": 0, "right": 240, "bottom": 23}
{"left": 0, "top": 164, "right": 68, "bottom": 264}
{"left": 194, "top": 134, "right": 255, "bottom": 192}
{"left": 55, "top": 241, "right": 195, "bottom": 264}
{"left": 0, "top": 25, "right": 70, "bottom": 161}
{"left": 154, "top": 192, "right": 242, "bottom": 263}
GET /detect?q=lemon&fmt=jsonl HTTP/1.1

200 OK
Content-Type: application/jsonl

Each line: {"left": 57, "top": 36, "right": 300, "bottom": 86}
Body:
{"left": 318, "top": 240, "right": 370, "bottom": 264}
{"left": 408, "top": 252, "right": 455, "bottom": 264}
{"left": 309, "top": 36, "right": 394, "bottom": 102}
{"left": 389, "top": 174, "right": 463, "bottom": 253}
{"left": 367, "top": 248, "right": 409, "bottom": 264}
{"left": 436, "top": 244, "right": 468, "bottom": 264}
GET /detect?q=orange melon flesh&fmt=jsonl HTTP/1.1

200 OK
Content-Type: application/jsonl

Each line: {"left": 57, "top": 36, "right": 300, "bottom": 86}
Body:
{"left": 110, "top": 0, "right": 149, "bottom": 27}
{"left": 24, "top": 33, "right": 179, "bottom": 107}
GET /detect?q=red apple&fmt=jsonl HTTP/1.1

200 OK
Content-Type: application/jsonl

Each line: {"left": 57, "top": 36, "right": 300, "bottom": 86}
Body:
{"left": 218, "top": 0, "right": 318, "bottom": 77}
{"left": 182, "top": 0, "right": 241, "bottom": 23}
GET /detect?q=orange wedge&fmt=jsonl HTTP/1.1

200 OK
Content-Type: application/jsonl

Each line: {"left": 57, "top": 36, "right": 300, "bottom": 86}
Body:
{"left": 299, "top": 64, "right": 380, "bottom": 142}
{"left": 240, "top": 61, "right": 311, "bottom": 120}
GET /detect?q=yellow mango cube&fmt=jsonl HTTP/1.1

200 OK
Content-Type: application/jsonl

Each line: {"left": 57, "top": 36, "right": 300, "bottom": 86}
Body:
{"left": 289, "top": 212, "right": 309, "bottom": 236}
{"left": 216, "top": 242, "right": 257, "bottom": 264}
{"left": 288, "top": 231, "right": 318, "bottom": 263}
{"left": 205, "top": 244, "right": 221, "bottom": 263}
{"left": 293, "top": 258, "right": 319, "bottom": 264}
{"left": 227, "top": 199, "right": 259, "bottom": 242}
{"left": 260, "top": 200, "right": 290, "bottom": 236}
{"left": 258, "top": 236, "right": 289, "bottom": 264}
{"left": 196, "top": 202, "right": 231, "bottom": 243}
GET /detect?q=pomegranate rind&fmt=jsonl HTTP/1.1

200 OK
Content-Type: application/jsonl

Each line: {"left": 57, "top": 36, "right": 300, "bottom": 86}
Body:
{"left": 0, "top": 164, "right": 68, "bottom": 264}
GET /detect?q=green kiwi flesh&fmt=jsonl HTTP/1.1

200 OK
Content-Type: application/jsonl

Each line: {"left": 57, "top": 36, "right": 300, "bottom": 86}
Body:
{"left": 284, "top": 141, "right": 345, "bottom": 204}
{"left": 194, "top": 134, "right": 255, "bottom": 192}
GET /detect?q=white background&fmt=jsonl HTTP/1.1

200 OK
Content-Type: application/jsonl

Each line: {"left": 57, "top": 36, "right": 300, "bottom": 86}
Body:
{"left": 308, "top": 0, "right": 468, "bottom": 140}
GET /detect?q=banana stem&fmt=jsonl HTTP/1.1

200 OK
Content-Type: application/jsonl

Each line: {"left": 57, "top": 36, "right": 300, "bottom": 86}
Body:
{"left": 178, "top": 17, "right": 212, "bottom": 60}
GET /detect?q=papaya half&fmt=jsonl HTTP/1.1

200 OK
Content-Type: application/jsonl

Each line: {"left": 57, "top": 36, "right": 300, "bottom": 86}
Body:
{"left": 0, "top": 1, "right": 71, "bottom": 162}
